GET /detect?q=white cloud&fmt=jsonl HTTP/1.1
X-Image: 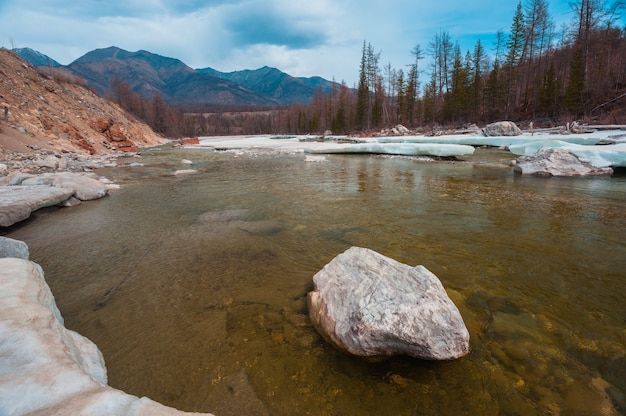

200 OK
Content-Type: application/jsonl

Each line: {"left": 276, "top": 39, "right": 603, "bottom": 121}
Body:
{"left": 0, "top": 0, "right": 610, "bottom": 86}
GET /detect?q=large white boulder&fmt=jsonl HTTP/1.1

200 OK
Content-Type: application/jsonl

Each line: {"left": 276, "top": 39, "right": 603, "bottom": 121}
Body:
{"left": 19, "top": 172, "right": 109, "bottom": 201}
{"left": 0, "top": 185, "right": 75, "bottom": 227}
{"left": 482, "top": 121, "right": 522, "bottom": 137}
{"left": 0, "top": 172, "right": 110, "bottom": 226}
{"left": 510, "top": 141, "right": 626, "bottom": 168}
{"left": 307, "top": 247, "right": 470, "bottom": 360}
{"left": 0, "top": 257, "right": 214, "bottom": 416}
{"left": 514, "top": 148, "right": 613, "bottom": 176}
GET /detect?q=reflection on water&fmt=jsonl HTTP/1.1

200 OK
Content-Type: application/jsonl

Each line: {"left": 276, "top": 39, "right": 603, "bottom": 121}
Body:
{"left": 8, "top": 147, "right": 626, "bottom": 415}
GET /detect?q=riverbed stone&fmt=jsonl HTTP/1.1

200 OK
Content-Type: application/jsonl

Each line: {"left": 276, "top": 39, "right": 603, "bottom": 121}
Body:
{"left": 0, "top": 236, "right": 29, "bottom": 259}
{"left": 514, "top": 148, "right": 613, "bottom": 176}
{"left": 307, "top": 247, "right": 470, "bottom": 360}
{"left": 482, "top": 121, "right": 522, "bottom": 136}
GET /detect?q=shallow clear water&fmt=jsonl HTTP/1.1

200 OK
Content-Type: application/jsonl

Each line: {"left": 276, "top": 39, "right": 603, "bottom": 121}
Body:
{"left": 8, "top": 147, "right": 626, "bottom": 415}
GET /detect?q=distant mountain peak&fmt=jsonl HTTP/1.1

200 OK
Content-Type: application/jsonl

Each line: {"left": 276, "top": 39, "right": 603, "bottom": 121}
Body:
{"left": 12, "top": 47, "right": 61, "bottom": 67}
{"left": 14, "top": 46, "right": 338, "bottom": 106}
{"left": 196, "top": 65, "right": 336, "bottom": 105}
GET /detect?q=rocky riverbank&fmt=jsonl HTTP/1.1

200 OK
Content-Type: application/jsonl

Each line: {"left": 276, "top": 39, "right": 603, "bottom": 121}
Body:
{"left": 0, "top": 146, "right": 132, "bottom": 228}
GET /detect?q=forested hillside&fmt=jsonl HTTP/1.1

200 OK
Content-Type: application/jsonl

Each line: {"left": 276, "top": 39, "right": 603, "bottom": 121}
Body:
{"left": 289, "top": 0, "right": 626, "bottom": 135}
{"left": 108, "top": 0, "right": 626, "bottom": 137}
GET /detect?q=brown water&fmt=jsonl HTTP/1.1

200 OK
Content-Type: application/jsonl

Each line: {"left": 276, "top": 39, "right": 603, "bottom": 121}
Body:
{"left": 8, "top": 147, "right": 626, "bottom": 415}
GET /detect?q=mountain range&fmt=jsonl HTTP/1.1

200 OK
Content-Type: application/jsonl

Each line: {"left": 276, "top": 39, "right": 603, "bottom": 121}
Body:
{"left": 13, "top": 47, "right": 337, "bottom": 107}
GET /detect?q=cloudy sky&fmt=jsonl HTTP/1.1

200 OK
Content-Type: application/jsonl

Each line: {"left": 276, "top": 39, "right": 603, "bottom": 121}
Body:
{"left": 0, "top": 0, "right": 614, "bottom": 86}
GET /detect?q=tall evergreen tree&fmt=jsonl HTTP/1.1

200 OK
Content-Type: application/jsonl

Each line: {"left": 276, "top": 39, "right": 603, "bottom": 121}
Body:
{"left": 564, "top": 47, "right": 586, "bottom": 116}
{"left": 504, "top": 2, "right": 527, "bottom": 118}
{"left": 471, "top": 40, "right": 487, "bottom": 121}
{"left": 356, "top": 41, "right": 370, "bottom": 130}
{"left": 422, "top": 75, "right": 437, "bottom": 123}
{"left": 405, "top": 64, "right": 418, "bottom": 124}
{"left": 537, "top": 61, "right": 559, "bottom": 116}
{"left": 395, "top": 70, "right": 406, "bottom": 123}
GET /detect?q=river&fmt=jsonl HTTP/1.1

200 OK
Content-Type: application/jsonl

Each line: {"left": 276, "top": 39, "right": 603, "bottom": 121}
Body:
{"left": 8, "top": 145, "right": 626, "bottom": 415}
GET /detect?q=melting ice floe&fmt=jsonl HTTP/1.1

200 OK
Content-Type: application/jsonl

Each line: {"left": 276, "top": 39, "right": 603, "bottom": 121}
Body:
{"left": 198, "top": 130, "right": 626, "bottom": 168}
{"left": 304, "top": 142, "right": 475, "bottom": 157}
{"left": 509, "top": 141, "right": 626, "bottom": 168}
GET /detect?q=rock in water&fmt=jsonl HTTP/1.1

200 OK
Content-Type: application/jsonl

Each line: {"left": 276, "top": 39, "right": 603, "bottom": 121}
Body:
{"left": 482, "top": 121, "right": 522, "bottom": 136}
{"left": 51, "top": 172, "right": 109, "bottom": 200}
{"left": 514, "top": 148, "right": 613, "bottom": 176}
{"left": 0, "top": 185, "right": 75, "bottom": 227}
{"left": 0, "top": 236, "right": 29, "bottom": 259}
{"left": 307, "top": 247, "right": 470, "bottom": 360}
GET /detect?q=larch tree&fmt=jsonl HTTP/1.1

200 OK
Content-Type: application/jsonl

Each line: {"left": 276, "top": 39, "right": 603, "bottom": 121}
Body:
{"left": 429, "top": 30, "right": 454, "bottom": 117}
{"left": 406, "top": 44, "right": 424, "bottom": 125}
{"left": 522, "top": 0, "right": 554, "bottom": 115}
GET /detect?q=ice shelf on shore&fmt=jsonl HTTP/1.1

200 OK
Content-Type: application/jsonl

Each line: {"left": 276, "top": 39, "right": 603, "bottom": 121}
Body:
{"left": 0, "top": 257, "right": 214, "bottom": 416}
{"left": 304, "top": 142, "right": 475, "bottom": 157}
{"left": 510, "top": 140, "right": 626, "bottom": 168}
{"left": 195, "top": 130, "right": 626, "bottom": 168}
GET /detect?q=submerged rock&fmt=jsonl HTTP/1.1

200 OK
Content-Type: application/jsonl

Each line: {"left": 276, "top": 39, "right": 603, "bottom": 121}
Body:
{"left": 173, "top": 169, "right": 198, "bottom": 175}
{"left": 207, "top": 370, "right": 270, "bottom": 416}
{"left": 307, "top": 247, "right": 469, "bottom": 360}
{"left": 0, "top": 257, "right": 215, "bottom": 416}
{"left": 514, "top": 148, "right": 613, "bottom": 176}
{"left": 197, "top": 208, "right": 254, "bottom": 223}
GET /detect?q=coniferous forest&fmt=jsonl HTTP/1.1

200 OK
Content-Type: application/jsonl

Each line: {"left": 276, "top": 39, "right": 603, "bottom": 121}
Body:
{"left": 111, "top": 0, "right": 626, "bottom": 137}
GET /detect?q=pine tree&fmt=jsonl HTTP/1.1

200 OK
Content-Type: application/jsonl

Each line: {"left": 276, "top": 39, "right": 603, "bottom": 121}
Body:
{"left": 471, "top": 40, "right": 487, "bottom": 121}
{"left": 395, "top": 70, "right": 406, "bottom": 123}
{"left": 356, "top": 41, "right": 370, "bottom": 130}
{"left": 484, "top": 61, "right": 504, "bottom": 120}
{"left": 405, "top": 64, "right": 418, "bottom": 124}
{"left": 422, "top": 75, "right": 437, "bottom": 123}
{"left": 504, "top": 2, "right": 527, "bottom": 118}
{"left": 537, "top": 61, "right": 558, "bottom": 117}
{"left": 371, "top": 76, "right": 385, "bottom": 127}
{"left": 564, "top": 47, "right": 586, "bottom": 116}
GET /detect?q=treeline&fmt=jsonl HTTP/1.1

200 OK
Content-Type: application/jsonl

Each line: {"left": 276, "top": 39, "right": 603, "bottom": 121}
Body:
{"left": 109, "top": 0, "right": 626, "bottom": 137}
{"left": 107, "top": 73, "right": 185, "bottom": 137}
{"left": 107, "top": 74, "right": 294, "bottom": 137}
{"left": 316, "top": 0, "right": 626, "bottom": 134}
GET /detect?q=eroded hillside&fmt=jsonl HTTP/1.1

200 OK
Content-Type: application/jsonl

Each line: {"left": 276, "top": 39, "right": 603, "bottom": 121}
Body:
{"left": 0, "top": 48, "right": 164, "bottom": 157}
